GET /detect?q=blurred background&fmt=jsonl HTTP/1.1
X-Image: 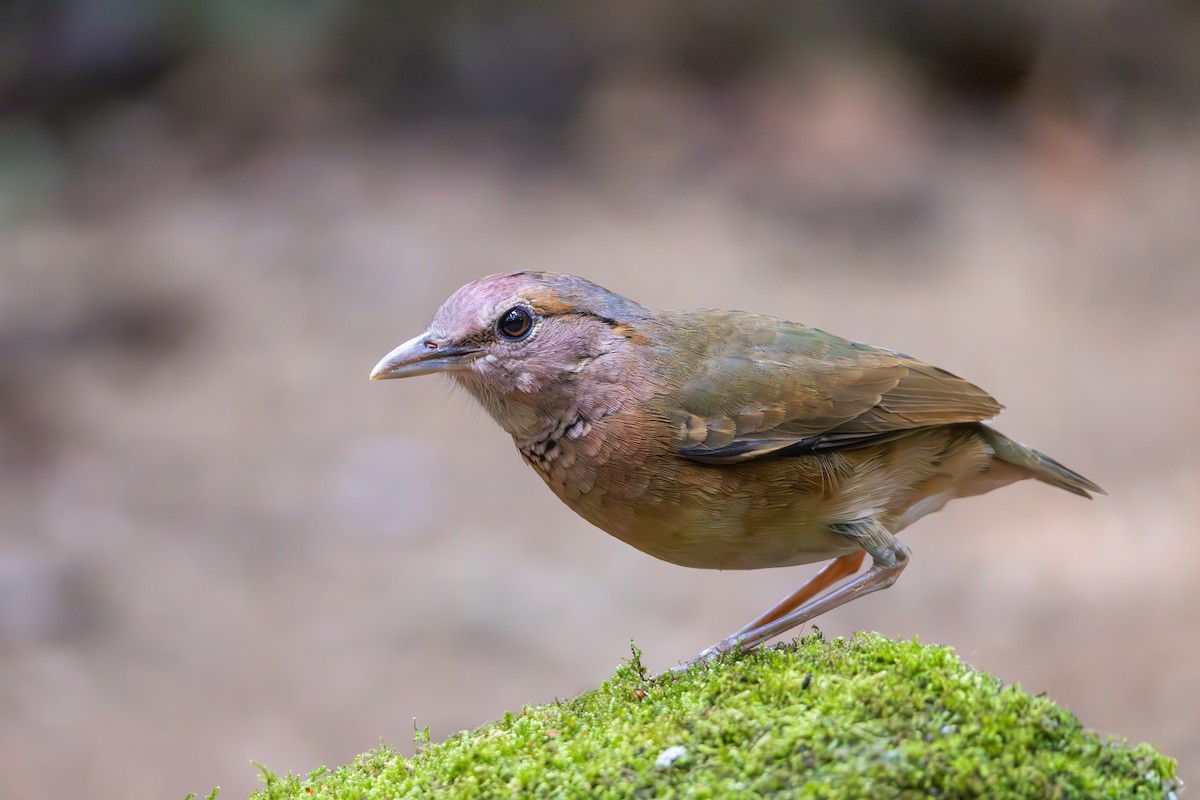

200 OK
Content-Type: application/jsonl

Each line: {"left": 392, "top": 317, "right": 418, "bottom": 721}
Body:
{"left": 2, "top": 1, "right": 1197, "bottom": 797}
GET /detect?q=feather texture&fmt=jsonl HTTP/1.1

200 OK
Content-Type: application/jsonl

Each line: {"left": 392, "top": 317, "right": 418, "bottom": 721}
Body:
{"left": 660, "top": 311, "right": 1002, "bottom": 463}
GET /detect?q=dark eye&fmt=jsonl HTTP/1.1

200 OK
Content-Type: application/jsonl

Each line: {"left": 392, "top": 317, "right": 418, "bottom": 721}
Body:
{"left": 496, "top": 306, "right": 534, "bottom": 341}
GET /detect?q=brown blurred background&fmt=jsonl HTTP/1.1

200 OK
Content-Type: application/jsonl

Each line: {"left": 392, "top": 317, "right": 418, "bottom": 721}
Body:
{"left": 1, "top": 2, "right": 1197, "bottom": 797}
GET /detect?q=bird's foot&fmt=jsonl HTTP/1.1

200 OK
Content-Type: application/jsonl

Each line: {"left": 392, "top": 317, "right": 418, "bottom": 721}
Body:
{"left": 654, "top": 635, "right": 747, "bottom": 678}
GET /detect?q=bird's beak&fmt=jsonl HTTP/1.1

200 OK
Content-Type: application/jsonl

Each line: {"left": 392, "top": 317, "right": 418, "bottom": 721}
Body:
{"left": 369, "top": 333, "right": 482, "bottom": 380}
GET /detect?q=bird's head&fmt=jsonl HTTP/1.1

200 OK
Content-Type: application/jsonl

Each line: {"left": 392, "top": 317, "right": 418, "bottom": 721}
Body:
{"left": 370, "top": 271, "right": 657, "bottom": 435}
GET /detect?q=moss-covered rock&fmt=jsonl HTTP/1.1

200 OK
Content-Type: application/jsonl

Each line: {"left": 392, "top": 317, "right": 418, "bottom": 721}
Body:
{"left": 248, "top": 633, "right": 1179, "bottom": 799}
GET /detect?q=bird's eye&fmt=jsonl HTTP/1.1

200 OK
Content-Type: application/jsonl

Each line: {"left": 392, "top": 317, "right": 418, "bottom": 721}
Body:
{"left": 496, "top": 306, "right": 534, "bottom": 341}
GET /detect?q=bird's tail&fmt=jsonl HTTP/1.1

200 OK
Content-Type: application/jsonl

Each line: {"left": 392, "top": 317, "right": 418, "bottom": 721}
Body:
{"left": 980, "top": 427, "right": 1105, "bottom": 499}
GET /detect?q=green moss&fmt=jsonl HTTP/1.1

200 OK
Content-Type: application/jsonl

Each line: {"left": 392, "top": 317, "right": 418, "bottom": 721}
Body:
{"left": 247, "top": 633, "right": 1178, "bottom": 799}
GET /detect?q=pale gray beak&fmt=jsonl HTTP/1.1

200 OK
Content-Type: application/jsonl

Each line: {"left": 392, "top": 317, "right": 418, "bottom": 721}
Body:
{"left": 369, "top": 332, "right": 482, "bottom": 380}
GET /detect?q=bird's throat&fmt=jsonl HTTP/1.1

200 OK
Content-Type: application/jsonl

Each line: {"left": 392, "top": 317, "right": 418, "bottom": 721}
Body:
{"left": 515, "top": 412, "right": 591, "bottom": 476}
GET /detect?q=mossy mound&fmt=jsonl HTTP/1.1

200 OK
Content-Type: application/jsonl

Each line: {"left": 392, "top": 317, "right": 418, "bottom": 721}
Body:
{"left": 249, "top": 633, "right": 1179, "bottom": 799}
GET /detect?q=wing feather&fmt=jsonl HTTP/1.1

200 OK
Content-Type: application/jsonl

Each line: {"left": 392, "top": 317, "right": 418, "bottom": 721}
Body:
{"left": 662, "top": 311, "right": 1001, "bottom": 464}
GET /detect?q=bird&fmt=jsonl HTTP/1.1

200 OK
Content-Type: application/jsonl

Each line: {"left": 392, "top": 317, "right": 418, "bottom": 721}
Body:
{"left": 369, "top": 271, "right": 1102, "bottom": 665}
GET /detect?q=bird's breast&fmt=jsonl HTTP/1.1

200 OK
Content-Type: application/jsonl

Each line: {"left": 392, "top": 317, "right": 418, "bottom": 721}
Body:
{"left": 517, "top": 414, "right": 1001, "bottom": 571}
{"left": 519, "top": 411, "right": 865, "bottom": 569}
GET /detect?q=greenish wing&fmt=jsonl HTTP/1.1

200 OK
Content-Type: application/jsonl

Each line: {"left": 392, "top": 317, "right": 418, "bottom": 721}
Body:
{"left": 667, "top": 311, "right": 1002, "bottom": 464}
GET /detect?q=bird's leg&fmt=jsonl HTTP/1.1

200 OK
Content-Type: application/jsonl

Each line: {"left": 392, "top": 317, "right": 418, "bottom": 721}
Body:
{"left": 687, "top": 520, "right": 908, "bottom": 666}
{"left": 730, "top": 551, "right": 866, "bottom": 638}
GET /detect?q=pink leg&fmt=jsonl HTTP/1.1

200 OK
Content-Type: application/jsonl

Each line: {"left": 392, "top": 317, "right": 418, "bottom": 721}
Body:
{"left": 731, "top": 551, "right": 866, "bottom": 638}
{"left": 686, "top": 547, "right": 909, "bottom": 667}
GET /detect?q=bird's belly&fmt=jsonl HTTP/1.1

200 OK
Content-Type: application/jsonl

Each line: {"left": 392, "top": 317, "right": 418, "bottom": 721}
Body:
{"left": 561, "top": 467, "right": 865, "bottom": 570}
{"left": 610, "top": 513, "right": 863, "bottom": 570}
{"left": 529, "top": 410, "right": 998, "bottom": 570}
